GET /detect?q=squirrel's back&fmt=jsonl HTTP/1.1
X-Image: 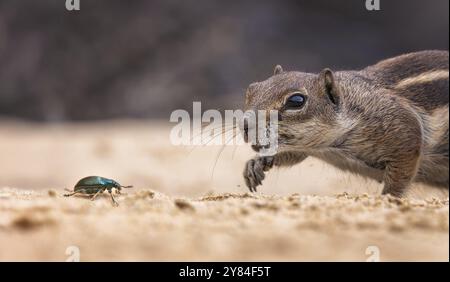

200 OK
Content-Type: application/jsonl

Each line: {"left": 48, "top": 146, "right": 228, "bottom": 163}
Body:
{"left": 363, "top": 50, "right": 449, "bottom": 112}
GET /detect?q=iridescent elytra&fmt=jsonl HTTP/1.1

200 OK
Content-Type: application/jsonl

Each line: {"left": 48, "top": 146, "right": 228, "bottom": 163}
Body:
{"left": 64, "top": 176, "right": 133, "bottom": 206}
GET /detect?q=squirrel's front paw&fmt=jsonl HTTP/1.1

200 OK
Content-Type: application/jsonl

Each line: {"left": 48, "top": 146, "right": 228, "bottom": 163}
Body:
{"left": 243, "top": 156, "right": 274, "bottom": 192}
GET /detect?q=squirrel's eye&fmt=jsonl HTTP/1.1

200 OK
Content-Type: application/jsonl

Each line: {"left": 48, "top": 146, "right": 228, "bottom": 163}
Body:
{"left": 285, "top": 94, "right": 306, "bottom": 109}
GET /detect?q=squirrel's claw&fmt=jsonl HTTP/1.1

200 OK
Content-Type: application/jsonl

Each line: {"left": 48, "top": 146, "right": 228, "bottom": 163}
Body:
{"left": 243, "top": 156, "right": 274, "bottom": 192}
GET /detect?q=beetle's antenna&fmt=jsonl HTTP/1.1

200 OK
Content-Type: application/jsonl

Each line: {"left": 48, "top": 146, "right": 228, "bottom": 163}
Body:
{"left": 121, "top": 185, "right": 133, "bottom": 188}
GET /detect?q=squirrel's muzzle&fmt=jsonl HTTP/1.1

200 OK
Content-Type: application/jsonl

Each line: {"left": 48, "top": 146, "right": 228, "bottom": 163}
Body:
{"left": 241, "top": 110, "right": 278, "bottom": 154}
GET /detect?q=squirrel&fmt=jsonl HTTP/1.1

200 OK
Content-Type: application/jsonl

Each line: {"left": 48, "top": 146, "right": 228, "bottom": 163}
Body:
{"left": 242, "top": 50, "right": 449, "bottom": 197}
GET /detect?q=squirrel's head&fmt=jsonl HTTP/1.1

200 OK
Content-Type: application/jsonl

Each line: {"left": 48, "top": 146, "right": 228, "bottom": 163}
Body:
{"left": 243, "top": 65, "right": 342, "bottom": 153}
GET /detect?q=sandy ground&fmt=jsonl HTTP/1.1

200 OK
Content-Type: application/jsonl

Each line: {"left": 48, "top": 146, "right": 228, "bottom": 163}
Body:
{"left": 0, "top": 121, "right": 448, "bottom": 261}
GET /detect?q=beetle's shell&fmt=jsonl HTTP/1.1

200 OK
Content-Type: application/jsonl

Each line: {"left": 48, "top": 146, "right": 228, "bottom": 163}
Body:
{"left": 73, "top": 176, "right": 118, "bottom": 193}
{"left": 75, "top": 176, "right": 111, "bottom": 187}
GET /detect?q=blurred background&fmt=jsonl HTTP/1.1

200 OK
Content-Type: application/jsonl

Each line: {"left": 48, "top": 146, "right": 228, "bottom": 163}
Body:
{"left": 0, "top": 0, "right": 448, "bottom": 121}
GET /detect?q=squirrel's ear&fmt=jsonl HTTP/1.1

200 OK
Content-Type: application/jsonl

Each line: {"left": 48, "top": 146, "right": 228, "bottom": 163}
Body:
{"left": 319, "top": 68, "right": 340, "bottom": 106}
{"left": 273, "top": 65, "right": 284, "bottom": 75}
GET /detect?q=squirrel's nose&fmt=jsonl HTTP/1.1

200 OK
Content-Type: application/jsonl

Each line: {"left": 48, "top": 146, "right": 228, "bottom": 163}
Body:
{"left": 243, "top": 118, "right": 249, "bottom": 142}
{"left": 242, "top": 110, "right": 257, "bottom": 143}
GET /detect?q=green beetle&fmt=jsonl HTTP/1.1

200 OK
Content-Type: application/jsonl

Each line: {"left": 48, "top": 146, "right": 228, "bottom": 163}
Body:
{"left": 64, "top": 176, "right": 133, "bottom": 206}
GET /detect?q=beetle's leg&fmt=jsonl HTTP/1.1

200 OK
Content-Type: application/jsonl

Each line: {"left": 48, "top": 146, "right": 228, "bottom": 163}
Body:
{"left": 109, "top": 191, "right": 119, "bottom": 207}
{"left": 64, "top": 191, "right": 81, "bottom": 197}
{"left": 90, "top": 188, "right": 105, "bottom": 201}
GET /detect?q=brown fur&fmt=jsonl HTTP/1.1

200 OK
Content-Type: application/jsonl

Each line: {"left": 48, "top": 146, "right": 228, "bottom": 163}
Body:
{"left": 243, "top": 50, "right": 449, "bottom": 197}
